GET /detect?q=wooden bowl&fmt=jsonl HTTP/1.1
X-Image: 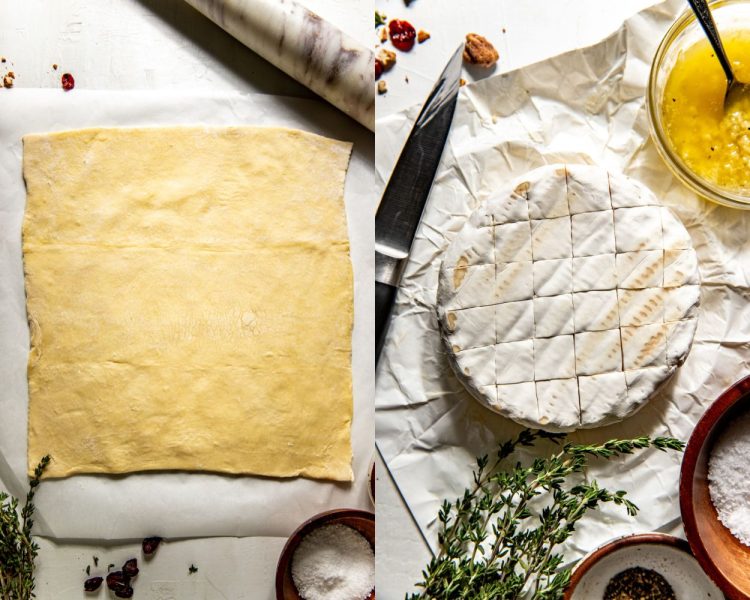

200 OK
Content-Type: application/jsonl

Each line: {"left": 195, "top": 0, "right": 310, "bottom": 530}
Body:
{"left": 275, "top": 508, "right": 375, "bottom": 600}
{"left": 680, "top": 374, "right": 750, "bottom": 599}
{"left": 564, "top": 533, "right": 721, "bottom": 599}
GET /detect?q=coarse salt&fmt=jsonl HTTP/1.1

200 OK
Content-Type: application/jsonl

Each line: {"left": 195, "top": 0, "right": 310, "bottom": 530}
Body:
{"left": 291, "top": 523, "right": 374, "bottom": 600}
{"left": 708, "top": 410, "right": 750, "bottom": 546}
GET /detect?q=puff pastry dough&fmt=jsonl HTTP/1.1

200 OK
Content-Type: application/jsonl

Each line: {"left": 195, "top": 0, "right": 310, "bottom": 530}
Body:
{"left": 23, "top": 126, "right": 354, "bottom": 481}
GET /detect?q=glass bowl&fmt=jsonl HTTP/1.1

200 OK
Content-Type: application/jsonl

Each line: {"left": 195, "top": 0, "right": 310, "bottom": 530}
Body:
{"left": 648, "top": 0, "right": 750, "bottom": 209}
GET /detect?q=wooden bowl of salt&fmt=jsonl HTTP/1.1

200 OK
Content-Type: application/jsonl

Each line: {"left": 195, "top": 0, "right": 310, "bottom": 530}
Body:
{"left": 680, "top": 374, "right": 750, "bottom": 600}
{"left": 276, "top": 508, "right": 375, "bottom": 600}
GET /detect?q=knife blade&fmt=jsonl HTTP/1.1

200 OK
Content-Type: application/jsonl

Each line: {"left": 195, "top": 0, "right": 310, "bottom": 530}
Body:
{"left": 375, "top": 44, "right": 464, "bottom": 362}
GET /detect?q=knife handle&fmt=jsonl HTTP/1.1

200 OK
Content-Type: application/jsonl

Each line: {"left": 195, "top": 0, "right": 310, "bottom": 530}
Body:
{"left": 375, "top": 280, "right": 397, "bottom": 364}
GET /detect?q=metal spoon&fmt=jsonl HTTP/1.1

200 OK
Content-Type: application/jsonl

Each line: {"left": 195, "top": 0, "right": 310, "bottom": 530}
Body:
{"left": 688, "top": 0, "right": 750, "bottom": 111}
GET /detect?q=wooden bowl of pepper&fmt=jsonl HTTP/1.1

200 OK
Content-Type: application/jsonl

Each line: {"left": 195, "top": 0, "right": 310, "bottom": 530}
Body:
{"left": 275, "top": 508, "right": 375, "bottom": 600}
{"left": 564, "top": 533, "right": 721, "bottom": 599}
{"left": 680, "top": 375, "right": 750, "bottom": 600}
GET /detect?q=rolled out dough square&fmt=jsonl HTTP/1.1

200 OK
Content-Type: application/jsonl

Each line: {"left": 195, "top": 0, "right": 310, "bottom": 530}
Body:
{"left": 23, "top": 126, "right": 354, "bottom": 481}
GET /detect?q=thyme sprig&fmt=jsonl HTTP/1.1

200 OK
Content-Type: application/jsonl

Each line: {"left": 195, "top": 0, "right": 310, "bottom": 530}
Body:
{"left": 408, "top": 430, "right": 684, "bottom": 600}
{"left": 0, "top": 455, "right": 51, "bottom": 600}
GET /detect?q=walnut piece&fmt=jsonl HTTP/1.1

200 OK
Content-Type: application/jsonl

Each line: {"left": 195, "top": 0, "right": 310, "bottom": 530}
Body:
{"left": 377, "top": 80, "right": 388, "bottom": 95}
{"left": 417, "top": 30, "right": 431, "bottom": 43}
{"left": 377, "top": 48, "right": 396, "bottom": 72}
{"left": 463, "top": 33, "right": 499, "bottom": 68}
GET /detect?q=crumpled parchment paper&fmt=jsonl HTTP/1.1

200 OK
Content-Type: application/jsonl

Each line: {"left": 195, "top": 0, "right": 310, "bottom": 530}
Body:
{"left": 0, "top": 89, "right": 374, "bottom": 540}
{"left": 375, "top": 0, "right": 750, "bottom": 562}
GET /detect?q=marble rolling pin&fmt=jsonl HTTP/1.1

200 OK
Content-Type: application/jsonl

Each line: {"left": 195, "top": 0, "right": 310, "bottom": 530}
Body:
{"left": 183, "top": 0, "right": 375, "bottom": 130}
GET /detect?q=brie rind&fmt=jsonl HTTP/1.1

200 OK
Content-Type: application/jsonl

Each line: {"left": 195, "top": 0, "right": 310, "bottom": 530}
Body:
{"left": 495, "top": 382, "right": 538, "bottom": 426}
{"left": 437, "top": 164, "right": 700, "bottom": 432}
{"left": 496, "top": 300, "right": 535, "bottom": 343}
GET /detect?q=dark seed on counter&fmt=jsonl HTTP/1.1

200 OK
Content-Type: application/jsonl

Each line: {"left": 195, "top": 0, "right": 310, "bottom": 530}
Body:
{"left": 142, "top": 536, "right": 162, "bottom": 555}
{"left": 83, "top": 576, "right": 103, "bottom": 592}
{"left": 61, "top": 72, "right": 74, "bottom": 91}
{"left": 122, "top": 558, "right": 139, "bottom": 578}
{"left": 106, "top": 570, "right": 128, "bottom": 593}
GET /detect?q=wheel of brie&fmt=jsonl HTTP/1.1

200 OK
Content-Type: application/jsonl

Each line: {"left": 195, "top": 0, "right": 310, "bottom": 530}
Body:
{"left": 436, "top": 164, "right": 700, "bottom": 432}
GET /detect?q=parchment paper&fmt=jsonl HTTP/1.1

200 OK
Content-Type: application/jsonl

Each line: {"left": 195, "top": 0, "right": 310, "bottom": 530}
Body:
{"left": 0, "top": 89, "right": 374, "bottom": 540}
{"left": 376, "top": 0, "right": 750, "bottom": 562}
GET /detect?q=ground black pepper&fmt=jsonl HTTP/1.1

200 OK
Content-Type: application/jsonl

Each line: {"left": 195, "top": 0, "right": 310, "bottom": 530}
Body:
{"left": 603, "top": 566, "right": 676, "bottom": 600}
{"left": 142, "top": 536, "right": 162, "bottom": 555}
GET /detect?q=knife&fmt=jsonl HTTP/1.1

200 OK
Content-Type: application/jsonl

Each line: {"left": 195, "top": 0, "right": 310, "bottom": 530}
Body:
{"left": 375, "top": 44, "right": 464, "bottom": 362}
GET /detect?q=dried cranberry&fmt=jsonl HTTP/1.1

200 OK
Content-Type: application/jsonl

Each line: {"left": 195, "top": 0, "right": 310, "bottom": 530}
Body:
{"left": 142, "top": 536, "right": 162, "bottom": 555}
{"left": 84, "top": 576, "right": 103, "bottom": 592}
{"left": 61, "top": 73, "right": 74, "bottom": 91}
{"left": 106, "top": 571, "right": 128, "bottom": 593}
{"left": 122, "top": 558, "right": 139, "bottom": 578}
{"left": 388, "top": 19, "right": 416, "bottom": 52}
{"left": 375, "top": 59, "right": 383, "bottom": 79}
{"left": 114, "top": 587, "right": 134, "bottom": 599}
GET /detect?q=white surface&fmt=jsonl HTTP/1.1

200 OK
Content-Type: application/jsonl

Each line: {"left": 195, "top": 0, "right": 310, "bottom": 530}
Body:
{"left": 375, "top": 0, "right": 750, "bottom": 597}
{"left": 0, "top": 0, "right": 369, "bottom": 98}
{"left": 0, "top": 1, "right": 730, "bottom": 599}
{"left": 35, "top": 537, "right": 285, "bottom": 600}
{"left": 0, "top": 1, "right": 371, "bottom": 598}
{"left": 373, "top": 0, "right": 658, "bottom": 119}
